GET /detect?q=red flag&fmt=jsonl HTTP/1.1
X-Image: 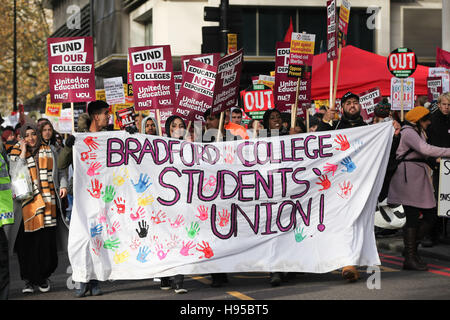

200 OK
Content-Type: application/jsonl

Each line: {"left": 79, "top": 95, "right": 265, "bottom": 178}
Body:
{"left": 436, "top": 47, "right": 450, "bottom": 69}
{"left": 283, "top": 17, "right": 293, "bottom": 42}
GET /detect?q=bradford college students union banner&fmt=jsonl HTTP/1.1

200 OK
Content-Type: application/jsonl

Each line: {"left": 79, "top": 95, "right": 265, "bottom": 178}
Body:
{"left": 68, "top": 122, "right": 394, "bottom": 282}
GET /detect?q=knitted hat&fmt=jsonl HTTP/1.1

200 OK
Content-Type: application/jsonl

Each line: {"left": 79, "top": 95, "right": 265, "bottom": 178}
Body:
{"left": 405, "top": 106, "right": 430, "bottom": 123}
{"left": 374, "top": 101, "right": 391, "bottom": 118}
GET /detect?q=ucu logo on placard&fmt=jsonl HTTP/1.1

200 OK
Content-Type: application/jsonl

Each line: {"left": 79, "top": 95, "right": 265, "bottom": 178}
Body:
{"left": 76, "top": 92, "right": 92, "bottom": 99}
{"left": 159, "top": 99, "right": 172, "bottom": 105}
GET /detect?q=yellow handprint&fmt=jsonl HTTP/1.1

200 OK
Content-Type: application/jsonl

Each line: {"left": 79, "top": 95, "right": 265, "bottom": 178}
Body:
{"left": 138, "top": 193, "right": 155, "bottom": 206}
{"left": 113, "top": 168, "right": 130, "bottom": 187}
{"left": 113, "top": 250, "right": 130, "bottom": 264}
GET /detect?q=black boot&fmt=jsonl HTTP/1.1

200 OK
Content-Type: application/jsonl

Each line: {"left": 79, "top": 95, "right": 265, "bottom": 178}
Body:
{"left": 403, "top": 228, "right": 428, "bottom": 271}
{"left": 418, "top": 220, "right": 434, "bottom": 248}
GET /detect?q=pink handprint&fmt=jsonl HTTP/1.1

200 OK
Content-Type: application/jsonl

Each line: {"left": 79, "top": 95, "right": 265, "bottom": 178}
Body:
{"left": 166, "top": 234, "right": 180, "bottom": 249}
{"left": 150, "top": 210, "right": 166, "bottom": 224}
{"left": 107, "top": 221, "right": 120, "bottom": 236}
{"left": 87, "top": 162, "right": 102, "bottom": 177}
{"left": 84, "top": 136, "right": 100, "bottom": 151}
{"left": 180, "top": 241, "right": 196, "bottom": 256}
{"left": 129, "top": 237, "right": 141, "bottom": 251}
{"left": 335, "top": 134, "right": 350, "bottom": 151}
{"left": 218, "top": 209, "right": 230, "bottom": 227}
{"left": 202, "top": 176, "right": 217, "bottom": 192}
{"left": 97, "top": 208, "right": 107, "bottom": 224}
{"left": 196, "top": 205, "right": 209, "bottom": 221}
{"left": 114, "top": 197, "right": 126, "bottom": 214}
{"left": 338, "top": 181, "right": 353, "bottom": 199}
{"left": 316, "top": 175, "right": 331, "bottom": 191}
{"left": 130, "top": 207, "right": 146, "bottom": 221}
{"left": 323, "top": 163, "right": 338, "bottom": 177}
{"left": 155, "top": 242, "right": 169, "bottom": 260}
{"left": 196, "top": 241, "right": 214, "bottom": 259}
{"left": 169, "top": 214, "right": 185, "bottom": 228}
{"left": 87, "top": 179, "right": 102, "bottom": 199}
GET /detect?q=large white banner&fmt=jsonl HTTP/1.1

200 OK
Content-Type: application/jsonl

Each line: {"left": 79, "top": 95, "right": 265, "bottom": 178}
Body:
{"left": 68, "top": 122, "right": 394, "bottom": 282}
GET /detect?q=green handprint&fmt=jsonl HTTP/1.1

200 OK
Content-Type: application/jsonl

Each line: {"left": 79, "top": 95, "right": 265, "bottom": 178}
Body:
{"left": 186, "top": 222, "right": 200, "bottom": 239}
{"left": 294, "top": 226, "right": 307, "bottom": 243}
{"left": 103, "top": 238, "right": 120, "bottom": 250}
{"left": 101, "top": 185, "right": 116, "bottom": 203}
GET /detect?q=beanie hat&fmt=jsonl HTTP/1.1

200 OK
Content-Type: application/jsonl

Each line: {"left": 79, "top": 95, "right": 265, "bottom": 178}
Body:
{"left": 405, "top": 106, "right": 430, "bottom": 123}
{"left": 374, "top": 101, "right": 391, "bottom": 118}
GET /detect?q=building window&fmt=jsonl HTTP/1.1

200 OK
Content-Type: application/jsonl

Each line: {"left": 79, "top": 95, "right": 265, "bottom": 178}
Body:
{"left": 145, "top": 21, "right": 153, "bottom": 46}
{"left": 237, "top": 6, "right": 374, "bottom": 57}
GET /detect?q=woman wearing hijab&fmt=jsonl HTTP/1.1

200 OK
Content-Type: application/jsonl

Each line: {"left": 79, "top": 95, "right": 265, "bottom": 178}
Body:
{"left": 388, "top": 106, "right": 450, "bottom": 271}
{"left": 141, "top": 115, "right": 159, "bottom": 135}
{"left": 7, "top": 123, "right": 68, "bottom": 294}
{"left": 165, "top": 115, "right": 186, "bottom": 139}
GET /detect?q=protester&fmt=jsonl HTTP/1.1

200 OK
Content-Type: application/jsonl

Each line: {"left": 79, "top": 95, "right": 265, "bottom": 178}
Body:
{"left": 203, "top": 109, "right": 240, "bottom": 143}
{"left": 387, "top": 106, "right": 450, "bottom": 270}
{"left": 247, "top": 119, "right": 263, "bottom": 139}
{"left": 7, "top": 122, "right": 68, "bottom": 294}
{"left": 38, "top": 119, "right": 59, "bottom": 150}
{"left": 425, "top": 92, "right": 450, "bottom": 246}
{"left": 1, "top": 126, "right": 16, "bottom": 146}
{"left": 158, "top": 115, "right": 188, "bottom": 294}
{"left": 231, "top": 108, "right": 243, "bottom": 125}
{"left": 58, "top": 101, "right": 110, "bottom": 298}
{"left": 262, "top": 109, "right": 288, "bottom": 137}
{"left": 315, "top": 92, "right": 366, "bottom": 282}
{"left": 0, "top": 141, "right": 13, "bottom": 300}
{"left": 141, "top": 115, "right": 159, "bottom": 135}
{"left": 224, "top": 108, "right": 249, "bottom": 140}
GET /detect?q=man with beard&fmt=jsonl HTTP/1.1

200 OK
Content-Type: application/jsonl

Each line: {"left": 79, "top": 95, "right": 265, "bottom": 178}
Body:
{"left": 317, "top": 92, "right": 367, "bottom": 131}
{"left": 316, "top": 92, "right": 366, "bottom": 283}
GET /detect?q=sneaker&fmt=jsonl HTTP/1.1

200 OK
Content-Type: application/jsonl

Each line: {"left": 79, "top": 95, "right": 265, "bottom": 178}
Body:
{"left": 174, "top": 283, "right": 188, "bottom": 294}
{"left": 38, "top": 279, "right": 51, "bottom": 293}
{"left": 160, "top": 277, "right": 171, "bottom": 290}
{"left": 22, "top": 282, "right": 34, "bottom": 294}
{"left": 89, "top": 280, "right": 102, "bottom": 296}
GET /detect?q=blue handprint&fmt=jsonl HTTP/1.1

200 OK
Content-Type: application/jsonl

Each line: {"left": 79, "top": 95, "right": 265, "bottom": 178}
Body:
{"left": 131, "top": 173, "right": 152, "bottom": 193}
{"left": 90, "top": 223, "right": 103, "bottom": 238}
{"left": 341, "top": 156, "right": 356, "bottom": 173}
{"left": 137, "top": 246, "right": 151, "bottom": 263}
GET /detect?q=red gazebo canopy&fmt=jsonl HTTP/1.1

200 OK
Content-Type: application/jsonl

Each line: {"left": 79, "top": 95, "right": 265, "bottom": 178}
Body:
{"left": 311, "top": 45, "right": 430, "bottom": 100}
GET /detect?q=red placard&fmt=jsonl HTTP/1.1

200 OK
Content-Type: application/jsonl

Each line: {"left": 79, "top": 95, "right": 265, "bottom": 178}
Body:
{"left": 47, "top": 37, "right": 96, "bottom": 103}
{"left": 387, "top": 48, "right": 417, "bottom": 78}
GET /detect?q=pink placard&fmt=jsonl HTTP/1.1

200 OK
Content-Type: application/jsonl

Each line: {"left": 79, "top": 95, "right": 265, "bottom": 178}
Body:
{"left": 129, "top": 45, "right": 176, "bottom": 111}
{"left": 47, "top": 37, "right": 96, "bottom": 103}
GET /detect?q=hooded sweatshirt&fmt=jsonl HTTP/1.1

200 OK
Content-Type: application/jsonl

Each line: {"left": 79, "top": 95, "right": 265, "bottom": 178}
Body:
{"left": 141, "top": 115, "right": 159, "bottom": 135}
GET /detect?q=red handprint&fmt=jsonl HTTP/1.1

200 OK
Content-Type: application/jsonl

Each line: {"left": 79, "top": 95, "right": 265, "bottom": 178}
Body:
{"left": 81, "top": 151, "right": 97, "bottom": 163}
{"left": 130, "top": 207, "right": 146, "bottom": 221}
{"left": 196, "top": 241, "right": 214, "bottom": 259}
{"left": 150, "top": 210, "right": 166, "bottom": 224}
{"left": 84, "top": 136, "right": 100, "bottom": 151}
{"left": 91, "top": 238, "right": 103, "bottom": 256}
{"left": 316, "top": 175, "right": 331, "bottom": 191}
{"left": 169, "top": 214, "right": 185, "bottom": 228}
{"left": 218, "top": 209, "right": 230, "bottom": 227}
{"left": 334, "top": 134, "right": 350, "bottom": 151}
{"left": 87, "top": 179, "right": 102, "bottom": 199}
{"left": 196, "top": 205, "right": 209, "bottom": 221}
{"left": 338, "top": 181, "right": 353, "bottom": 199}
{"left": 323, "top": 163, "right": 338, "bottom": 177}
{"left": 114, "top": 197, "right": 126, "bottom": 214}
{"left": 87, "top": 162, "right": 102, "bottom": 177}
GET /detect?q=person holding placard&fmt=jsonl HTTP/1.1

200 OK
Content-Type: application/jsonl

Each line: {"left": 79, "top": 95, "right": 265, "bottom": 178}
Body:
{"left": 425, "top": 92, "right": 450, "bottom": 246}
{"left": 388, "top": 106, "right": 450, "bottom": 271}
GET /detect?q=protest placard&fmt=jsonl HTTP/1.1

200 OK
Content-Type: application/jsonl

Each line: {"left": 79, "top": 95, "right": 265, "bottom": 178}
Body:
{"left": 68, "top": 121, "right": 393, "bottom": 281}
{"left": 327, "top": 0, "right": 338, "bottom": 61}
{"left": 337, "top": 0, "right": 351, "bottom": 46}
{"left": 47, "top": 37, "right": 96, "bottom": 103}
{"left": 45, "top": 94, "right": 62, "bottom": 117}
{"left": 173, "top": 60, "right": 217, "bottom": 123}
{"left": 427, "top": 77, "right": 443, "bottom": 102}
{"left": 438, "top": 158, "right": 450, "bottom": 218}
{"left": 174, "top": 71, "right": 183, "bottom": 97}
{"left": 211, "top": 49, "right": 244, "bottom": 115}
{"left": 428, "top": 67, "right": 450, "bottom": 93}
{"left": 128, "top": 45, "right": 176, "bottom": 111}
{"left": 391, "top": 77, "right": 414, "bottom": 111}
{"left": 242, "top": 89, "right": 274, "bottom": 120}
{"left": 104, "top": 77, "right": 126, "bottom": 105}
{"left": 358, "top": 87, "right": 381, "bottom": 121}
{"left": 288, "top": 33, "right": 315, "bottom": 78}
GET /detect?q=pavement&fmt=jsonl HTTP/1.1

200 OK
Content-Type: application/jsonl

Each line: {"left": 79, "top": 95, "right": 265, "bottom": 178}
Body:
{"left": 376, "top": 231, "right": 450, "bottom": 262}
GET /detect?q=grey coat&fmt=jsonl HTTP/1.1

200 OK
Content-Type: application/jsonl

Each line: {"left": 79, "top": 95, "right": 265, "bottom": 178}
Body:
{"left": 4, "top": 144, "right": 69, "bottom": 255}
{"left": 387, "top": 125, "right": 450, "bottom": 209}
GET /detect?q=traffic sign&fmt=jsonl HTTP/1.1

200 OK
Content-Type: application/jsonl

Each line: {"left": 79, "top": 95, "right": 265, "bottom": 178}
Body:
{"left": 387, "top": 48, "right": 417, "bottom": 78}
